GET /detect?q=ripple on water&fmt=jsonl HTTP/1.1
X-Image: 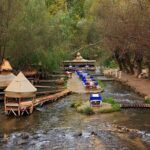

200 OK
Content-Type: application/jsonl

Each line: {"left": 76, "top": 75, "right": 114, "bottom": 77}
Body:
{"left": 0, "top": 81, "right": 150, "bottom": 149}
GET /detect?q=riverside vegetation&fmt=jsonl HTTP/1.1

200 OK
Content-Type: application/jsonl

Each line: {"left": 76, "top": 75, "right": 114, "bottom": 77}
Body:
{"left": 70, "top": 96, "right": 121, "bottom": 115}
{"left": 0, "top": 0, "right": 150, "bottom": 77}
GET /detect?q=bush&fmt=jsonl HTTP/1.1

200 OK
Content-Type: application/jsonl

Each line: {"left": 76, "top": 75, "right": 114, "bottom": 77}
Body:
{"left": 98, "top": 97, "right": 121, "bottom": 113}
{"left": 71, "top": 101, "right": 94, "bottom": 115}
{"left": 98, "top": 80, "right": 105, "bottom": 89}
{"left": 78, "top": 106, "right": 94, "bottom": 115}
{"left": 70, "top": 101, "right": 82, "bottom": 108}
{"left": 145, "top": 98, "right": 150, "bottom": 104}
{"left": 98, "top": 103, "right": 120, "bottom": 113}
{"left": 103, "top": 97, "right": 116, "bottom": 104}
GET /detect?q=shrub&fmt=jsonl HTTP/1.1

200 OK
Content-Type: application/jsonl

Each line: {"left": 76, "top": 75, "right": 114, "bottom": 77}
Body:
{"left": 70, "top": 101, "right": 82, "bottom": 108}
{"left": 98, "top": 80, "right": 105, "bottom": 89}
{"left": 98, "top": 97, "right": 121, "bottom": 113}
{"left": 145, "top": 98, "right": 150, "bottom": 104}
{"left": 78, "top": 106, "right": 94, "bottom": 115}
{"left": 98, "top": 103, "right": 120, "bottom": 113}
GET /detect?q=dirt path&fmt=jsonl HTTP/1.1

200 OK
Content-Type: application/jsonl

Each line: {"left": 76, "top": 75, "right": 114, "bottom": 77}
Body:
{"left": 116, "top": 72, "right": 150, "bottom": 98}
{"left": 67, "top": 73, "right": 101, "bottom": 94}
{"left": 67, "top": 73, "right": 85, "bottom": 93}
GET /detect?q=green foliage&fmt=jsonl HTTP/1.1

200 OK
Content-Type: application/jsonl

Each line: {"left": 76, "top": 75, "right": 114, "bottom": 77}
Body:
{"left": 98, "top": 80, "right": 105, "bottom": 89}
{"left": 70, "top": 101, "right": 82, "bottom": 108}
{"left": 103, "top": 97, "right": 117, "bottom": 105}
{"left": 103, "top": 58, "right": 118, "bottom": 69}
{"left": 98, "top": 104, "right": 120, "bottom": 113}
{"left": 79, "top": 106, "right": 94, "bottom": 115}
{"left": 144, "top": 98, "right": 150, "bottom": 104}
{"left": 71, "top": 101, "right": 94, "bottom": 115}
{"left": 99, "top": 96, "right": 121, "bottom": 113}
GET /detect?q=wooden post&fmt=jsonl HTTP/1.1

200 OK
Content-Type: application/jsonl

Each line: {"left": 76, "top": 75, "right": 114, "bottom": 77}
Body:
{"left": 18, "top": 98, "right": 21, "bottom": 116}
{"left": 4, "top": 96, "right": 7, "bottom": 114}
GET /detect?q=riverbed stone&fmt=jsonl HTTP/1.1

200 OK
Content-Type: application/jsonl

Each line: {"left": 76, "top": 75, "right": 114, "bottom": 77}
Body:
{"left": 0, "top": 138, "right": 8, "bottom": 144}
{"left": 73, "top": 131, "right": 82, "bottom": 137}
{"left": 21, "top": 132, "right": 30, "bottom": 139}
{"left": 17, "top": 139, "right": 28, "bottom": 145}
{"left": 91, "top": 131, "right": 97, "bottom": 136}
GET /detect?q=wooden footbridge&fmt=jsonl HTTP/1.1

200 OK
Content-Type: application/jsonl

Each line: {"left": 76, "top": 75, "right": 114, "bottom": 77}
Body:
{"left": 121, "top": 103, "right": 150, "bottom": 109}
{"left": 34, "top": 89, "right": 71, "bottom": 107}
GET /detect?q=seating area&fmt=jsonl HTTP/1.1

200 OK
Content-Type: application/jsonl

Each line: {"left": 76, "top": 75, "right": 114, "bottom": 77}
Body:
{"left": 4, "top": 72, "right": 37, "bottom": 116}
{"left": 89, "top": 93, "right": 103, "bottom": 107}
{"left": 76, "top": 70, "right": 99, "bottom": 89}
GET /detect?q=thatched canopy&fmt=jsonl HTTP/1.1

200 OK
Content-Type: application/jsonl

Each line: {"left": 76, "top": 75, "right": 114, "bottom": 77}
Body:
{"left": 63, "top": 52, "right": 96, "bottom": 63}
{"left": 5, "top": 72, "right": 37, "bottom": 98}
{"left": 0, "top": 73, "right": 16, "bottom": 89}
{"left": 0, "top": 59, "right": 13, "bottom": 72}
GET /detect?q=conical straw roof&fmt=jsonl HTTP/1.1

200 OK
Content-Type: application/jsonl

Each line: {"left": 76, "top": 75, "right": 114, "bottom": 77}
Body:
{"left": 0, "top": 59, "right": 13, "bottom": 71}
{"left": 0, "top": 73, "right": 16, "bottom": 89}
{"left": 5, "top": 72, "right": 37, "bottom": 98}
{"left": 73, "top": 52, "right": 87, "bottom": 62}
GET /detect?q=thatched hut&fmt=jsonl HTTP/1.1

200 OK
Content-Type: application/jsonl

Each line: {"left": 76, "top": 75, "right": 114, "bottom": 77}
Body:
{"left": 63, "top": 52, "right": 96, "bottom": 71}
{"left": 0, "top": 59, "right": 15, "bottom": 89}
{"left": 4, "top": 72, "right": 37, "bottom": 116}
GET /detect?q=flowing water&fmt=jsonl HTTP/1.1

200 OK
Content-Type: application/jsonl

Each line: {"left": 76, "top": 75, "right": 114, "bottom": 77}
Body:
{"left": 0, "top": 79, "right": 150, "bottom": 150}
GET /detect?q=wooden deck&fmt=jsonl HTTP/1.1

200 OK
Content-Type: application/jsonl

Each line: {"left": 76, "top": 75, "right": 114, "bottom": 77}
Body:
{"left": 4, "top": 89, "right": 71, "bottom": 116}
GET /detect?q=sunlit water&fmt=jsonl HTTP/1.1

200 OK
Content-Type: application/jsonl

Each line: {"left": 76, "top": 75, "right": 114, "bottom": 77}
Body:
{"left": 0, "top": 79, "right": 150, "bottom": 150}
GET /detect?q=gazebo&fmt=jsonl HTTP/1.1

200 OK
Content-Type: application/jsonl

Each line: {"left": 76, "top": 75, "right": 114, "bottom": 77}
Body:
{"left": 0, "top": 59, "right": 16, "bottom": 89}
{"left": 63, "top": 52, "right": 96, "bottom": 71}
{"left": 4, "top": 72, "right": 37, "bottom": 116}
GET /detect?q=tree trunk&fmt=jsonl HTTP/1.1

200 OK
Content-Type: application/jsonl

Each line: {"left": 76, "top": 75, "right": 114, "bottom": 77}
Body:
{"left": 122, "top": 59, "right": 130, "bottom": 73}
{"left": 125, "top": 53, "right": 134, "bottom": 74}
{"left": 136, "top": 61, "right": 142, "bottom": 77}
{"left": 114, "top": 56, "right": 123, "bottom": 71}
{"left": 148, "top": 63, "right": 150, "bottom": 79}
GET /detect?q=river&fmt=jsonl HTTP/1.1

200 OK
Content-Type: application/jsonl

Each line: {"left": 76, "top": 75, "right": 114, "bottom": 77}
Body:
{"left": 0, "top": 79, "right": 150, "bottom": 150}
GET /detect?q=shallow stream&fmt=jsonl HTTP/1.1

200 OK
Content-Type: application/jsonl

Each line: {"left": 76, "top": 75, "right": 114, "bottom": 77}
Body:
{"left": 0, "top": 79, "right": 150, "bottom": 150}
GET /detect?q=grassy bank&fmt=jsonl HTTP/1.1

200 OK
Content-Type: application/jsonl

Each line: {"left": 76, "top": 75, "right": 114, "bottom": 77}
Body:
{"left": 71, "top": 97, "right": 121, "bottom": 115}
{"left": 98, "top": 97, "right": 121, "bottom": 113}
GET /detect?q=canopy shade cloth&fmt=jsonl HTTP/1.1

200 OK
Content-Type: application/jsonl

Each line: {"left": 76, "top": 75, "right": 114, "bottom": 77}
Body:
{"left": 0, "top": 72, "right": 16, "bottom": 89}
{"left": 0, "top": 59, "right": 13, "bottom": 71}
{"left": 5, "top": 72, "right": 37, "bottom": 98}
{"left": 90, "top": 93, "right": 103, "bottom": 101}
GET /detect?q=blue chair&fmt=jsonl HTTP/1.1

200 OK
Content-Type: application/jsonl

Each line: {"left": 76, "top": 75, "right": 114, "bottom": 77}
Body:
{"left": 89, "top": 93, "right": 103, "bottom": 106}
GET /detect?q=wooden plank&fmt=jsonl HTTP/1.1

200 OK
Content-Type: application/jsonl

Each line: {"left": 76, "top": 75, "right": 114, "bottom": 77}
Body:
{"left": 37, "top": 79, "right": 63, "bottom": 83}
{"left": 121, "top": 104, "right": 150, "bottom": 109}
{"left": 34, "top": 89, "right": 71, "bottom": 106}
{"left": 35, "top": 85, "right": 55, "bottom": 88}
{"left": 36, "top": 90, "right": 64, "bottom": 95}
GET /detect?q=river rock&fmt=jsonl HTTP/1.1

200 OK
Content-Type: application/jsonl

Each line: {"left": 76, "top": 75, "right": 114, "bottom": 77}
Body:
{"left": 21, "top": 132, "right": 30, "bottom": 139}
{"left": 17, "top": 139, "right": 28, "bottom": 145}
{"left": 91, "top": 131, "right": 97, "bottom": 136}
{"left": 33, "top": 134, "right": 41, "bottom": 139}
{"left": 129, "top": 130, "right": 139, "bottom": 139}
{"left": 0, "top": 138, "right": 8, "bottom": 144}
{"left": 73, "top": 131, "right": 82, "bottom": 137}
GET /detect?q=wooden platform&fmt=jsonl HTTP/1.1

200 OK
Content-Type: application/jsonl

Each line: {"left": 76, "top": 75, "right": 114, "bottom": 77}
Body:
{"left": 34, "top": 89, "right": 71, "bottom": 106}
{"left": 4, "top": 89, "right": 71, "bottom": 116}
{"left": 121, "top": 103, "right": 150, "bottom": 109}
